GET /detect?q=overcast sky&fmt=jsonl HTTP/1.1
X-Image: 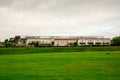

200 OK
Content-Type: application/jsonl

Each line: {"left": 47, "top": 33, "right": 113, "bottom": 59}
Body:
{"left": 0, "top": 0, "right": 120, "bottom": 41}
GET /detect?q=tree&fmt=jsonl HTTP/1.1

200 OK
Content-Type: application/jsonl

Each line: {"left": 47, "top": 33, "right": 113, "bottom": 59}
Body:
{"left": 0, "top": 42, "right": 4, "bottom": 47}
{"left": 111, "top": 36, "right": 120, "bottom": 46}
{"left": 4, "top": 39, "right": 9, "bottom": 42}
{"left": 73, "top": 42, "right": 78, "bottom": 46}
{"left": 4, "top": 39, "right": 15, "bottom": 47}
{"left": 4, "top": 39, "right": 9, "bottom": 47}
{"left": 69, "top": 42, "right": 73, "bottom": 46}
{"left": 34, "top": 41, "right": 39, "bottom": 47}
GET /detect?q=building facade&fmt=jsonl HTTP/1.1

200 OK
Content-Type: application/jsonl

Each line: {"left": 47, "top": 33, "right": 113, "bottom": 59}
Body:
{"left": 78, "top": 36, "right": 110, "bottom": 46}
{"left": 54, "top": 36, "right": 78, "bottom": 46}
{"left": 13, "top": 36, "right": 111, "bottom": 46}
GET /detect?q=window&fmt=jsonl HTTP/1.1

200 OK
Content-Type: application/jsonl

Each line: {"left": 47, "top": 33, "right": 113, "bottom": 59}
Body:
{"left": 103, "top": 42, "right": 109, "bottom": 45}
{"left": 80, "top": 42, "right": 86, "bottom": 45}
{"left": 88, "top": 42, "right": 94, "bottom": 45}
{"left": 95, "top": 42, "right": 101, "bottom": 45}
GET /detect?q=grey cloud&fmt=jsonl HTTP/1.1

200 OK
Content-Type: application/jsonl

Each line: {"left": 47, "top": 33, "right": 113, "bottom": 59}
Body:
{"left": 0, "top": 0, "right": 15, "bottom": 7}
{"left": 0, "top": 0, "right": 120, "bottom": 41}
{"left": 1, "top": 0, "right": 120, "bottom": 16}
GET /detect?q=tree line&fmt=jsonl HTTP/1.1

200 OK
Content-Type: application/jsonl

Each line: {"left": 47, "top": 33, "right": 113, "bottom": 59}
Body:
{"left": 0, "top": 36, "right": 120, "bottom": 47}
{"left": 111, "top": 36, "right": 120, "bottom": 46}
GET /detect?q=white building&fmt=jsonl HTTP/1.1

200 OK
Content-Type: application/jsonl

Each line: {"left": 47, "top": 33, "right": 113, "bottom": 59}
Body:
{"left": 25, "top": 36, "right": 53, "bottom": 46}
{"left": 78, "top": 36, "right": 110, "bottom": 46}
{"left": 14, "top": 36, "right": 111, "bottom": 46}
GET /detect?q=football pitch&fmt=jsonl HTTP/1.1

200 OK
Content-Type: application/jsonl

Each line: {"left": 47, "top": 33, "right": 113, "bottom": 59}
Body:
{"left": 0, "top": 47, "right": 120, "bottom": 80}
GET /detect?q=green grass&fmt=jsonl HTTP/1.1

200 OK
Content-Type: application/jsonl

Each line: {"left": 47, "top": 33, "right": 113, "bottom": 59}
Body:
{"left": 0, "top": 48, "right": 120, "bottom": 80}
{"left": 0, "top": 46, "right": 120, "bottom": 55}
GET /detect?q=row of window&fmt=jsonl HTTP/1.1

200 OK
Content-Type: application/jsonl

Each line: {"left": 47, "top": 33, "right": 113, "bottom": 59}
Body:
{"left": 79, "top": 42, "right": 110, "bottom": 45}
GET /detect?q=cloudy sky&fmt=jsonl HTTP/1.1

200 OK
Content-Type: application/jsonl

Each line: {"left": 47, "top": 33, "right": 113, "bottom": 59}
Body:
{"left": 0, "top": 0, "right": 120, "bottom": 41}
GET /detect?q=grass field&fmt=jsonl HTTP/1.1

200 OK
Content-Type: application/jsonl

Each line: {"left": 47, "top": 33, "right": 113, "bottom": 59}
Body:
{"left": 0, "top": 47, "right": 120, "bottom": 80}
